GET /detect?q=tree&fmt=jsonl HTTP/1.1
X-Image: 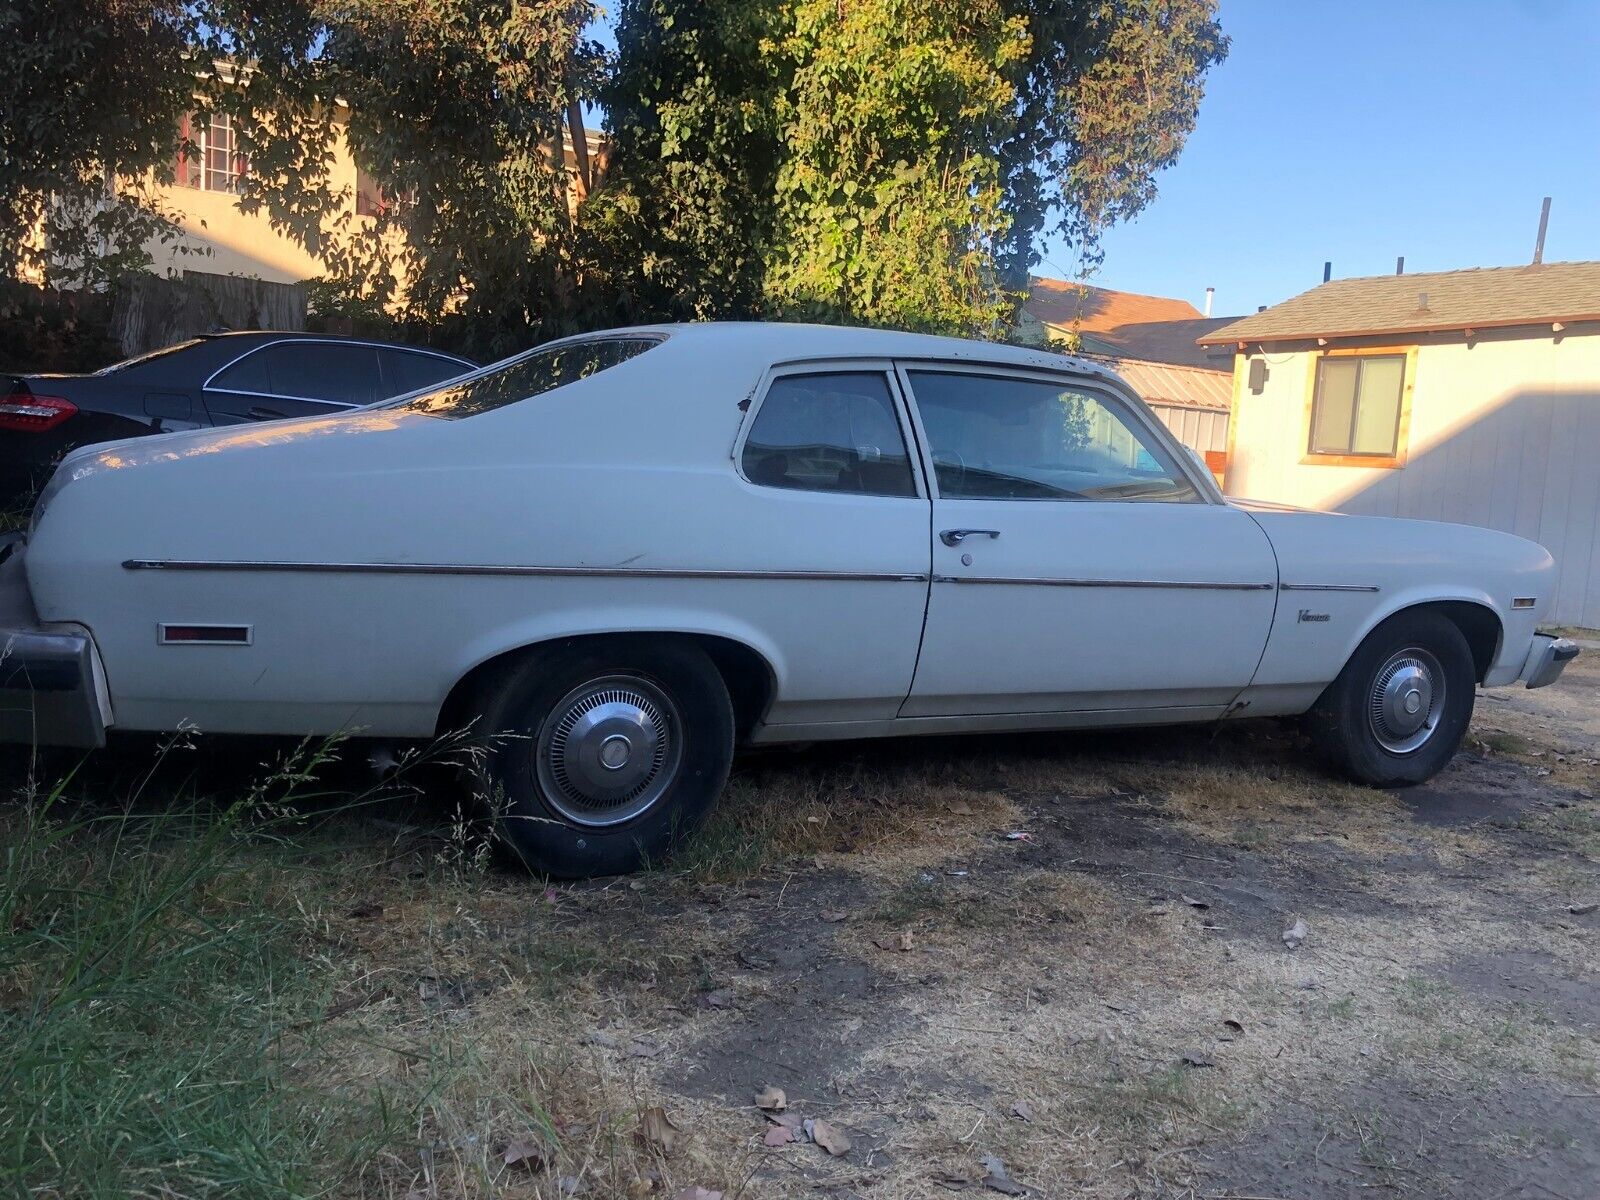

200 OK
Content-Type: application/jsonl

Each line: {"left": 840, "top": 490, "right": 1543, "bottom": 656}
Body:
{"left": 597, "top": 0, "right": 1227, "bottom": 336}
{"left": 0, "top": 1, "right": 199, "bottom": 288}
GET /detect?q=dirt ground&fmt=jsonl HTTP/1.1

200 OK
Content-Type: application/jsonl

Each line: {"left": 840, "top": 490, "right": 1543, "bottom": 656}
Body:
{"left": 35, "top": 646, "right": 1600, "bottom": 1199}
{"left": 227, "top": 638, "right": 1590, "bottom": 1200}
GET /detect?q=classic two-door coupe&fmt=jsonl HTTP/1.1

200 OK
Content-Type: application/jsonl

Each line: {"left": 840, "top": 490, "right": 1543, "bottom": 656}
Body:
{"left": 0, "top": 323, "right": 1578, "bottom": 875}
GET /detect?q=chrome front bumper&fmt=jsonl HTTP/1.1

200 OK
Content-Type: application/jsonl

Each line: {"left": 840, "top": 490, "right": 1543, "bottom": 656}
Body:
{"left": 1521, "top": 633, "right": 1580, "bottom": 690}
{"left": 0, "top": 539, "right": 108, "bottom": 747}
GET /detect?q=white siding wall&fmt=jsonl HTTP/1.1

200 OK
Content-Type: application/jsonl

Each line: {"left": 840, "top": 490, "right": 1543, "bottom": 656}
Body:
{"left": 1225, "top": 330, "right": 1600, "bottom": 628}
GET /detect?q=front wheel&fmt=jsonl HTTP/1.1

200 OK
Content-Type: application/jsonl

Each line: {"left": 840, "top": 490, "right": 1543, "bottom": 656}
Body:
{"left": 468, "top": 638, "right": 734, "bottom": 877}
{"left": 1306, "top": 610, "right": 1477, "bottom": 787}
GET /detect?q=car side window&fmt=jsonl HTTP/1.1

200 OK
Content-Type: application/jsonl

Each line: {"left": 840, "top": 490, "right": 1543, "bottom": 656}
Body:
{"left": 380, "top": 348, "right": 467, "bottom": 397}
{"left": 742, "top": 371, "right": 917, "bottom": 498}
{"left": 211, "top": 343, "right": 382, "bottom": 406}
{"left": 906, "top": 370, "right": 1198, "bottom": 503}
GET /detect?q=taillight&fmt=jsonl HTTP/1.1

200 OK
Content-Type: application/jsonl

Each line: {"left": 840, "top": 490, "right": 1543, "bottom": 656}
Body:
{"left": 0, "top": 395, "right": 77, "bottom": 432}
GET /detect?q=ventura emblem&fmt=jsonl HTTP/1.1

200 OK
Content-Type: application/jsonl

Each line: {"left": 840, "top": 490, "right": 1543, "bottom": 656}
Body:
{"left": 1298, "top": 609, "right": 1331, "bottom": 623}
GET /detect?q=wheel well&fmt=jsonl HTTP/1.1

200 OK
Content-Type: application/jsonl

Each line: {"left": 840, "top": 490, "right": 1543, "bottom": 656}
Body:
{"left": 1391, "top": 600, "right": 1502, "bottom": 682}
{"left": 434, "top": 632, "right": 777, "bottom": 743}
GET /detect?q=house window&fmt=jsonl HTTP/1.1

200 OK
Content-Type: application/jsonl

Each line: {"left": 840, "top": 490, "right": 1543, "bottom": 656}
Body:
{"left": 176, "top": 113, "right": 247, "bottom": 193}
{"left": 355, "top": 167, "right": 384, "bottom": 217}
{"left": 1308, "top": 354, "right": 1405, "bottom": 457}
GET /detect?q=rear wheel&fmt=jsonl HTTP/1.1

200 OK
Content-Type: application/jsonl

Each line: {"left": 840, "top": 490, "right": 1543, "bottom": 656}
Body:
{"left": 468, "top": 638, "right": 734, "bottom": 877}
{"left": 1307, "top": 610, "right": 1477, "bottom": 787}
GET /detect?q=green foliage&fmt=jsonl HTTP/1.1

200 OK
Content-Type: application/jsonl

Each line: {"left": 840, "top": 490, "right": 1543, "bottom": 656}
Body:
{"left": 597, "top": 0, "right": 1227, "bottom": 336}
{"left": 0, "top": 2, "right": 199, "bottom": 288}
{"left": 2, "top": 0, "right": 1225, "bottom": 348}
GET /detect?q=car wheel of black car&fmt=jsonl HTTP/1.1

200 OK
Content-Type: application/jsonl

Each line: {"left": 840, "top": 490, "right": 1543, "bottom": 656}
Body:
{"left": 1307, "top": 609, "right": 1476, "bottom": 788}
{"left": 469, "top": 637, "right": 734, "bottom": 877}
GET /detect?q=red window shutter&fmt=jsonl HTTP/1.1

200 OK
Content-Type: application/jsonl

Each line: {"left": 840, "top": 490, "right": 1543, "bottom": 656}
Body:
{"left": 175, "top": 113, "right": 191, "bottom": 186}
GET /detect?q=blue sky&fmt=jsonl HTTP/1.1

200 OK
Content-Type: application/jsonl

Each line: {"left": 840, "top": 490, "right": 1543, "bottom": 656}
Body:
{"left": 1038, "top": 0, "right": 1600, "bottom": 314}
{"left": 588, "top": 2, "right": 1600, "bottom": 316}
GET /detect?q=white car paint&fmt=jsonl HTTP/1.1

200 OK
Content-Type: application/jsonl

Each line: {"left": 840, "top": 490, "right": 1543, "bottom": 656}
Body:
{"left": 20, "top": 322, "right": 1567, "bottom": 745}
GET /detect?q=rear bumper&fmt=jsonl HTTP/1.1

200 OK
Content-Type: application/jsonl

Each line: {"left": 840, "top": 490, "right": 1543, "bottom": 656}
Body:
{"left": 0, "top": 539, "right": 109, "bottom": 747}
{"left": 1520, "top": 633, "right": 1580, "bottom": 690}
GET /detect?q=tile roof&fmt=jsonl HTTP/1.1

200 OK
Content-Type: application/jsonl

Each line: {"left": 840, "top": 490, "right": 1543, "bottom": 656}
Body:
{"left": 1027, "top": 276, "right": 1204, "bottom": 331}
{"left": 1024, "top": 278, "right": 1238, "bottom": 368}
{"left": 1199, "top": 260, "right": 1600, "bottom": 344}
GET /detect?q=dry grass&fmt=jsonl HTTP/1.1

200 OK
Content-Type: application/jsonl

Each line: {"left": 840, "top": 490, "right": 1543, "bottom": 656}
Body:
{"left": 5, "top": 699, "right": 1598, "bottom": 1199}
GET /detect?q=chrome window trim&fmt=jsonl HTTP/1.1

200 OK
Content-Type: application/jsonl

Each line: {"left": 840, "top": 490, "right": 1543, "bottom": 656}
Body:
{"left": 201, "top": 337, "right": 475, "bottom": 406}
{"left": 202, "top": 388, "right": 358, "bottom": 409}
{"left": 731, "top": 358, "right": 929, "bottom": 502}
{"left": 123, "top": 559, "right": 929, "bottom": 583}
{"left": 891, "top": 360, "right": 1218, "bottom": 506}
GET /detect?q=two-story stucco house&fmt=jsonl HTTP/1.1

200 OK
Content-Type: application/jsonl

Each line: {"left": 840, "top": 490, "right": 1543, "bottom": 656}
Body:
{"left": 1204, "top": 261, "right": 1600, "bottom": 628}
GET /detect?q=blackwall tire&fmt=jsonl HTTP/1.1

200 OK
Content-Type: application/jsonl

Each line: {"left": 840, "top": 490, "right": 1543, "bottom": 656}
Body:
{"left": 469, "top": 638, "right": 734, "bottom": 877}
{"left": 1307, "top": 610, "right": 1476, "bottom": 788}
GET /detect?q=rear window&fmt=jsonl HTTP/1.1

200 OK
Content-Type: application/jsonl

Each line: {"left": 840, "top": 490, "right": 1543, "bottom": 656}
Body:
{"left": 94, "top": 338, "right": 205, "bottom": 375}
{"left": 392, "top": 336, "right": 661, "bottom": 418}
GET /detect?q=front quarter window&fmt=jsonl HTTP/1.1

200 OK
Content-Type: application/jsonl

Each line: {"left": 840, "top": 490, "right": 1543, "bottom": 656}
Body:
{"left": 394, "top": 336, "right": 662, "bottom": 418}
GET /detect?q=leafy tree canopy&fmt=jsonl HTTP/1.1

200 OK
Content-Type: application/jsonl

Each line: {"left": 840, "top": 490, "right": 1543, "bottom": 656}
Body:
{"left": 2, "top": 0, "right": 1224, "bottom": 349}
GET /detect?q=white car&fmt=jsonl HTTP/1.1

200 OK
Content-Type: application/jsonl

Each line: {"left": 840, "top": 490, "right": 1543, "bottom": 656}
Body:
{"left": 2, "top": 323, "right": 1577, "bottom": 875}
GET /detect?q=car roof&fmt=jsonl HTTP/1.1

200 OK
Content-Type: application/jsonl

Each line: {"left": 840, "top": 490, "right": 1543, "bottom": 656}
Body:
{"left": 554, "top": 321, "right": 1118, "bottom": 380}
{"left": 198, "top": 330, "right": 474, "bottom": 362}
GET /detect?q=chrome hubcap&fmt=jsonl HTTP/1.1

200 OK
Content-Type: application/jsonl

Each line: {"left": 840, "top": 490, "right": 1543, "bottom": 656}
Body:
{"left": 1368, "top": 647, "right": 1446, "bottom": 754}
{"left": 535, "top": 674, "right": 682, "bottom": 827}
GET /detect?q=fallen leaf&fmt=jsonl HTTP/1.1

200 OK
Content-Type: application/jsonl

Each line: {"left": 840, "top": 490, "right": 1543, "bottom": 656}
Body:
{"left": 1222, "top": 1018, "right": 1245, "bottom": 1034}
{"left": 763, "top": 1124, "right": 794, "bottom": 1148}
{"left": 933, "top": 1169, "right": 974, "bottom": 1190}
{"left": 634, "top": 1107, "right": 679, "bottom": 1155}
{"left": 754, "top": 1085, "right": 787, "bottom": 1112}
{"left": 1282, "top": 917, "right": 1308, "bottom": 950}
{"left": 502, "top": 1132, "right": 551, "bottom": 1172}
{"left": 1009, "top": 1101, "right": 1033, "bottom": 1123}
{"left": 819, "top": 908, "right": 849, "bottom": 923}
{"left": 949, "top": 798, "right": 974, "bottom": 816}
{"left": 585, "top": 1030, "right": 618, "bottom": 1049}
{"left": 629, "top": 1037, "right": 664, "bottom": 1059}
{"left": 558, "top": 1175, "right": 581, "bottom": 1195}
{"left": 673, "top": 1189, "right": 722, "bottom": 1200}
{"left": 769, "top": 1111, "right": 804, "bottom": 1131}
{"left": 347, "top": 902, "right": 383, "bottom": 919}
{"left": 1568, "top": 902, "right": 1598, "bottom": 915}
{"left": 1179, "top": 894, "right": 1211, "bottom": 910}
{"left": 874, "top": 931, "right": 914, "bottom": 952}
{"left": 698, "top": 988, "right": 735, "bottom": 1010}
{"left": 809, "top": 1120, "right": 851, "bottom": 1157}
{"left": 1003, "top": 831, "right": 1034, "bottom": 842}
{"left": 1181, "top": 1051, "right": 1215, "bottom": 1068}
{"left": 979, "top": 1154, "right": 1025, "bottom": 1195}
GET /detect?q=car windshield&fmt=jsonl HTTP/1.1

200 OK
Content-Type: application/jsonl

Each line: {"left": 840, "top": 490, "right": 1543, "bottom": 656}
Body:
{"left": 94, "top": 338, "right": 206, "bottom": 375}
{"left": 389, "top": 335, "right": 663, "bottom": 418}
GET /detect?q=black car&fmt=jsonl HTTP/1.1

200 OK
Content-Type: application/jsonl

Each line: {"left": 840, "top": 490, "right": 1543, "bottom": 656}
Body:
{"left": 0, "top": 332, "right": 476, "bottom": 510}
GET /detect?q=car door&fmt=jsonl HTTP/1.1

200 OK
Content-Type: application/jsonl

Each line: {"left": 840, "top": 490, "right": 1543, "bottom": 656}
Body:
{"left": 898, "top": 364, "right": 1279, "bottom": 718}
{"left": 202, "top": 340, "right": 382, "bottom": 424}
{"left": 732, "top": 362, "right": 933, "bottom": 727}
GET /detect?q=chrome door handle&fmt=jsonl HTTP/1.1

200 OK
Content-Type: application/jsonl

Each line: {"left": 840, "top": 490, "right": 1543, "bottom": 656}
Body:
{"left": 940, "top": 528, "right": 1001, "bottom": 547}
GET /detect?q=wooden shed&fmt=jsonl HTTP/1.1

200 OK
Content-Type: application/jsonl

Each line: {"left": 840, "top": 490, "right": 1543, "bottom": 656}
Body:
{"left": 1203, "top": 260, "right": 1600, "bottom": 629}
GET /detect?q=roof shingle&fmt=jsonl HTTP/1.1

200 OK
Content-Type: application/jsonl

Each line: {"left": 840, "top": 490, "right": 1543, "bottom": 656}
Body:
{"left": 1199, "top": 261, "right": 1600, "bottom": 345}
